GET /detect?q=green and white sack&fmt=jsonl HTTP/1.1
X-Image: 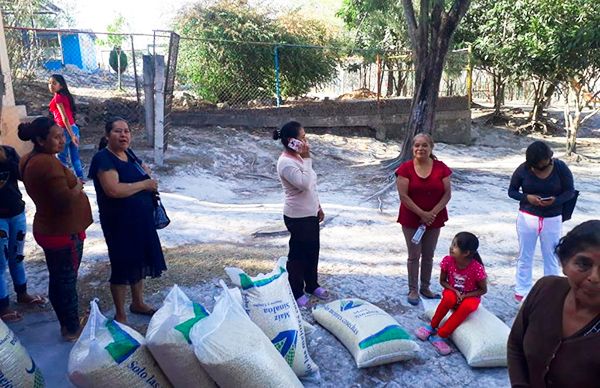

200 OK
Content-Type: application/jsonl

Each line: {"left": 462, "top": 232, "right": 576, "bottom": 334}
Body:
{"left": 146, "top": 285, "right": 216, "bottom": 387}
{"left": 68, "top": 300, "right": 172, "bottom": 388}
{"left": 0, "top": 319, "right": 44, "bottom": 387}
{"left": 225, "top": 257, "right": 318, "bottom": 379}
{"left": 425, "top": 302, "right": 509, "bottom": 367}
{"left": 190, "top": 281, "right": 302, "bottom": 388}
{"left": 313, "top": 298, "right": 419, "bottom": 368}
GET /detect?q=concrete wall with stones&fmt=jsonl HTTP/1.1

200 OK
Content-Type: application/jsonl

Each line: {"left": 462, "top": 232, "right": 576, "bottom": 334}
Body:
{"left": 172, "top": 96, "right": 471, "bottom": 144}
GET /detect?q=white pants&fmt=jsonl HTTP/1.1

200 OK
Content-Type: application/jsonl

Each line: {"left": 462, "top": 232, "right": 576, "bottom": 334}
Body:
{"left": 515, "top": 211, "right": 562, "bottom": 296}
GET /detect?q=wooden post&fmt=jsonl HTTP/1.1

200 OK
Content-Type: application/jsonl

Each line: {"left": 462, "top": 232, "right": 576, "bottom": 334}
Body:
{"left": 466, "top": 44, "right": 473, "bottom": 108}
{"left": 376, "top": 54, "right": 382, "bottom": 103}
{"left": 143, "top": 55, "right": 155, "bottom": 146}
{"left": 153, "top": 55, "right": 165, "bottom": 166}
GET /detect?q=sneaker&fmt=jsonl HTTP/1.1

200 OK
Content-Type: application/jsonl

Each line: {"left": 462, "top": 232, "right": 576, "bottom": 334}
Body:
{"left": 419, "top": 288, "right": 441, "bottom": 299}
{"left": 514, "top": 294, "right": 524, "bottom": 303}
{"left": 429, "top": 335, "right": 452, "bottom": 355}
{"left": 296, "top": 294, "right": 310, "bottom": 308}
{"left": 311, "top": 287, "right": 329, "bottom": 300}
{"left": 415, "top": 325, "right": 435, "bottom": 341}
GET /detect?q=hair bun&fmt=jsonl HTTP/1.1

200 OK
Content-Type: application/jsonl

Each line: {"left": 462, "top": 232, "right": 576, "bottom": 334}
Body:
{"left": 272, "top": 129, "right": 280, "bottom": 140}
{"left": 17, "top": 123, "right": 34, "bottom": 141}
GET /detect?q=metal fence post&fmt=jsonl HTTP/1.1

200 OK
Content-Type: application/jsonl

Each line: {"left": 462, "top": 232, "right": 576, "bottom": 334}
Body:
{"left": 154, "top": 55, "right": 165, "bottom": 166}
{"left": 274, "top": 45, "right": 281, "bottom": 107}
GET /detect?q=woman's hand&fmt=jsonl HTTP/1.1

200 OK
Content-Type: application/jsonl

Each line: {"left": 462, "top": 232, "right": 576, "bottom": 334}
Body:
{"left": 538, "top": 196, "right": 556, "bottom": 207}
{"left": 526, "top": 194, "right": 544, "bottom": 206}
{"left": 144, "top": 179, "right": 158, "bottom": 192}
{"left": 299, "top": 140, "right": 311, "bottom": 158}
{"left": 420, "top": 210, "right": 437, "bottom": 226}
{"left": 318, "top": 208, "right": 325, "bottom": 222}
{"left": 74, "top": 179, "right": 84, "bottom": 192}
{"left": 71, "top": 135, "right": 79, "bottom": 147}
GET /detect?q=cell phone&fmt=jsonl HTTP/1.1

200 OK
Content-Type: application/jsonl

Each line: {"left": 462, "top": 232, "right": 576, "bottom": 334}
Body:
{"left": 539, "top": 196, "right": 553, "bottom": 201}
{"left": 288, "top": 138, "right": 303, "bottom": 152}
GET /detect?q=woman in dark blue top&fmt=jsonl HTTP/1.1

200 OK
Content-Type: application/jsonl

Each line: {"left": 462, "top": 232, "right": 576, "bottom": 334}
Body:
{"left": 88, "top": 117, "right": 166, "bottom": 324}
{"left": 508, "top": 141, "right": 576, "bottom": 302}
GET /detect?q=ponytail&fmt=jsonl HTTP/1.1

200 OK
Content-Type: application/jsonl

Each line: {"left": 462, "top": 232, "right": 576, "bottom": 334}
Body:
{"left": 471, "top": 251, "right": 483, "bottom": 265}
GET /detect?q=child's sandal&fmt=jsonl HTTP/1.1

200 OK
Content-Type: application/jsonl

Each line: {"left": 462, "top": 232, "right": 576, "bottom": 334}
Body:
{"left": 415, "top": 324, "right": 435, "bottom": 341}
{"left": 429, "top": 335, "right": 452, "bottom": 355}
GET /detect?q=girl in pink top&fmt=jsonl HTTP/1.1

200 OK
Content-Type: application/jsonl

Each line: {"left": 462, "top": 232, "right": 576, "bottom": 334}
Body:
{"left": 415, "top": 232, "right": 488, "bottom": 355}
{"left": 48, "top": 74, "right": 84, "bottom": 179}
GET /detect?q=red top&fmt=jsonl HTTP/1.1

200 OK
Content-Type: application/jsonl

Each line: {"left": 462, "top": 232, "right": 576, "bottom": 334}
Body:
{"left": 440, "top": 255, "right": 487, "bottom": 295}
{"left": 395, "top": 159, "right": 452, "bottom": 229}
{"left": 49, "top": 93, "right": 74, "bottom": 128}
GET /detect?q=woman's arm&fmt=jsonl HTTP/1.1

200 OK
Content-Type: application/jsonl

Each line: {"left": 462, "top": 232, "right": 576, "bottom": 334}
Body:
{"left": 280, "top": 162, "right": 315, "bottom": 192}
{"left": 396, "top": 176, "right": 427, "bottom": 220}
{"left": 56, "top": 102, "right": 78, "bottom": 146}
{"left": 507, "top": 299, "right": 532, "bottom": 387}
{"left": 508, "top": 168, "right": 525, "bottom": 201}
{"left": 97, "top": 169, "right": 157, "bottom": 198}
{"left": 461, "top": 278, "right": 488, "bottom": 299}
{"left": 431, "top": 176, "right": 451, "bottom": 216}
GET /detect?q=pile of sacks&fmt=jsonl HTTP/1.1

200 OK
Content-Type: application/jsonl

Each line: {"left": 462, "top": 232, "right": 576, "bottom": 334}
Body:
{"left": 73, "top": 256, "right": 516, "bottom": 387}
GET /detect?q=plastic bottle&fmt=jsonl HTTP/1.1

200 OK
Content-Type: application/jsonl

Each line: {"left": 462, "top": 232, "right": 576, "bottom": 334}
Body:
{"left": 411, "top": 224, "right": 427, "bottom": 244}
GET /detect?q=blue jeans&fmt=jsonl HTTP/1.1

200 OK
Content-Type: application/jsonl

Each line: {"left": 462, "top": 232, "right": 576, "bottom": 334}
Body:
{"left": 0, "top": 211, "right": 28, "bottom": 309}
{"left": 57, "top": 124, "right": 84, "bottom": 178}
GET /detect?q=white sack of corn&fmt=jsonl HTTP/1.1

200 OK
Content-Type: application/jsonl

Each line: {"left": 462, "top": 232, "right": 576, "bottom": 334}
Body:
{"left": 190, "top": 281, "right": 302, "bottom": 388}
{"left": 0, "top": 319, "right": 45, "bottom": 387}
{"left": 146, "top": 285, "right": 216, "bottom": 387}
{"left": 425, "top": 302, "right": 509, "bottom": 367}
{"left": 68, "top": 299, "right": 172, "bottom": 388}
{"left": 225, "top": 257, "right": 318, "bottom": 379}
{"left": 313, "top": 298, "right": 419, "bottom": 368}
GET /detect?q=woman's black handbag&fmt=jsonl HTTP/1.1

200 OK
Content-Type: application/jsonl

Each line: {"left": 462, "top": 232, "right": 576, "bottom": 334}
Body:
{"left": 126, "top": 149, "right": 170, "bottom": 229}
{"left": 556, "top": 159, "right": 579, "bottom": 222}
{"left": 153, "top": 194, "right": 171, "bottom": 229}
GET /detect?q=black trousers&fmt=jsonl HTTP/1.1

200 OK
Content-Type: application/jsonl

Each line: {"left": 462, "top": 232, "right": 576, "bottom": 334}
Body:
{"left": 42, "top": 235, "right": 83, "bottom": 334}
{"left": 284, "top": 215, "right": 320, "bottom": 299}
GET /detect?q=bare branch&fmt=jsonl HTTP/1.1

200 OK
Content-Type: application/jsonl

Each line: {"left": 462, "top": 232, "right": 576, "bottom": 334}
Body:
{"left": 401, "top": 0, "right": 419, "bottom": 51}
{"left": 580, "top": 108, "right": 600, "bottom": 125}
{"left": 443, "top": 0, "right": 471, "bottom": 37}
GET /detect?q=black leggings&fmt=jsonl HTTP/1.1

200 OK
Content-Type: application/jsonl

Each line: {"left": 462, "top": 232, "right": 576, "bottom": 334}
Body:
{"left": 284, "top": 215, "right": 320, "bottom": 299}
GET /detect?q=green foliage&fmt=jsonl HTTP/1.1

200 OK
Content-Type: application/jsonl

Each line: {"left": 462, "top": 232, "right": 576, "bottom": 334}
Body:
{"left": 175, "top": 0, "right": 341, "bottom": 104}
{"left": 97, "top": 14, "right": 129, "bottom": 48}
{"left": 109, "top": 48, "right": 128, "bottom": 74}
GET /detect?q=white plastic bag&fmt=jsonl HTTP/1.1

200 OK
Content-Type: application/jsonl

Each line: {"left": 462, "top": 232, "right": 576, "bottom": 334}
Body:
{"left": 190, "top": 281, "right": 302, "bottom": 388}
{"left": 146, "top": 285, "right": 216, "bottom": 387}
{"left": 425, "top": 302, "right": 509, "bottom": 367}
{"left": 313, "top": 298, "right": 419, "bottom": 368}
{"left": 225, "top": 257, "right": 318, "bottom": 379}
{"left": 68, "top": 299, "right": 172, "bottom": 388}
{"left": 0, "top": 319, "right": 45, "bottom": 387}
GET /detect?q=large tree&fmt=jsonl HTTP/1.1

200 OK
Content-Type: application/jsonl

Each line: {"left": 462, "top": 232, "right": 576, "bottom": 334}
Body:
{"left": 396, "top": 0, "right": 471, "bottom": 163}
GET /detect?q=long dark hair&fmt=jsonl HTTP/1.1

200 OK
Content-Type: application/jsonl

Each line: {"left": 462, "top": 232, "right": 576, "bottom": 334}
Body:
{"left": 453, "top": 231, "right": 483, "bottom": 265}
{"left": 51, "top": 74, "right": 77, "bottom": 117}
{"left": 555, "top": 220, "right": 600, "bottom": 266}
{"left": 273, "top": 121, "right": 302, "bottom": 151}
{"left": 525, "top": 140, "right": 553, "bottom": 168}
{"left": 17, "top": 117, "right": 56, "bottom": 150}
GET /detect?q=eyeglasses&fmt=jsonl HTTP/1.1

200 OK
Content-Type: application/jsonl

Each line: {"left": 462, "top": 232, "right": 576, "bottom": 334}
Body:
{"left": 533, "top": 159, "right": 553, "bottom": 171}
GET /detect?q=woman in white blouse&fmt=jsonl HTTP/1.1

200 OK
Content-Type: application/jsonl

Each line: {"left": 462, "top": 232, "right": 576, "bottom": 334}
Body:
{"left": 273, "top": 121, "right": 326, "bottom": 307}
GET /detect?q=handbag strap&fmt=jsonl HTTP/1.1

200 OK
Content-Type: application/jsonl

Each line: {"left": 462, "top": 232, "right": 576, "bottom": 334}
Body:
{"left": 125, "top": 148, "right": 151, "bottom": 179}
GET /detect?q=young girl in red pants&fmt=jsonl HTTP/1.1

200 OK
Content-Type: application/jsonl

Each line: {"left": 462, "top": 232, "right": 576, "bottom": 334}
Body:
{"left": 415, "top": 231, "right": 487, "bottom": 355}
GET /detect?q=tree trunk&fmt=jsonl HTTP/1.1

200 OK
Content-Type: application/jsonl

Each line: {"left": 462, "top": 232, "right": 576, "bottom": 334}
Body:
{"left": 386, "top": 62, "right": 395, "bottom": 96}
{"left": 565, "top": 86, "right": 583, "bottom": 156}
{"left": 492, "top": 72, "right": 504, "bottom": 116}
{"left": 529, "top": 79, "right": 544, "bottom": 122}
{"left": 394, "top": 0, "right": 471, "bottom": 165}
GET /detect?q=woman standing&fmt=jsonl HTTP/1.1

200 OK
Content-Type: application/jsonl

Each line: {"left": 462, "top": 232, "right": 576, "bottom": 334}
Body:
{"left": 396, "top": 133, "right": 452, "bottom": 306}
{"left": 508, "top": 140, "right": 576, "bottom": 301}
{"left": 18, "top": 117, "right": 92, "bottom": 341}
{"left": 88, "top": 117, "right": 166, "bottom": 324}
{"left": 48, "top": 74, "right": 84, "bottom": 179}
{"left": 508, "top": 220, "right": 600, "bottom": 387}
{"left": 274, "top": 121, "right": 326, "bottom": 308}
{"left": 0, "top": 145, "right": 47, "bottom": 322}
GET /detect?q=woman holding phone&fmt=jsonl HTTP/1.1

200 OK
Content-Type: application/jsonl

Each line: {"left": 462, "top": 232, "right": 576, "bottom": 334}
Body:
{"left": 273, "top": 121, "right": 326, "bottom": 308}
{"left": 508, "top": 140, "right": 576, "bottom": 302}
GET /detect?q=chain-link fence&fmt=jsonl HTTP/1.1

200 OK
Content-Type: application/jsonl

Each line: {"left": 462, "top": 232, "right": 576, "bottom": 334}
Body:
{"left": 4, "top": 27, "right": 176, "bottom": 145}
{"left": 173, "top": 39, "right": 471, "bottom": 110}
